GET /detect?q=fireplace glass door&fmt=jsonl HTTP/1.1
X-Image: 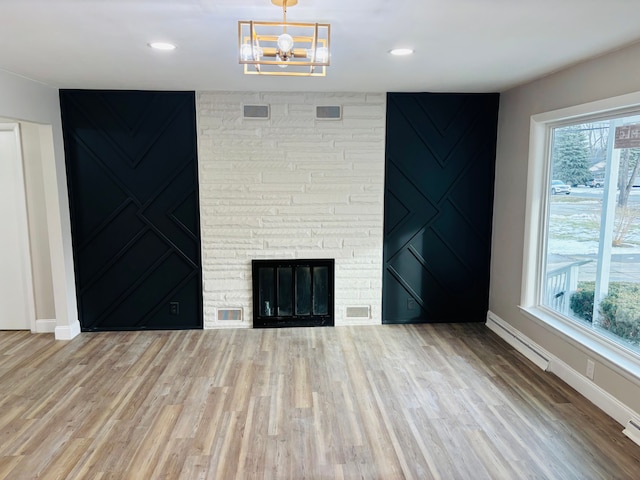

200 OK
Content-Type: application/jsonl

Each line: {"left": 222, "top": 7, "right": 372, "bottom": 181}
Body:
{"left": 252, "top": 259, "right": 334, "bottom": 328}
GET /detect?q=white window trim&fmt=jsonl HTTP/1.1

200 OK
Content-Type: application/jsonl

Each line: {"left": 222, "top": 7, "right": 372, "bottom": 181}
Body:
{"left": 520, "top": 90, "right": 640, "bottom": 386}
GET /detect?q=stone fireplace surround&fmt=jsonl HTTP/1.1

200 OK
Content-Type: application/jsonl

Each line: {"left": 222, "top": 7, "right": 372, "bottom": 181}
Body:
{"left": 197, "top": 92, "right": 385, "bottom": 328}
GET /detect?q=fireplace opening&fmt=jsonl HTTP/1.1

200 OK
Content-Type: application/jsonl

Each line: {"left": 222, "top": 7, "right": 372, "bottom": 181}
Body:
{"left": 252, "top": 259, "right": 334, "bottom": 328}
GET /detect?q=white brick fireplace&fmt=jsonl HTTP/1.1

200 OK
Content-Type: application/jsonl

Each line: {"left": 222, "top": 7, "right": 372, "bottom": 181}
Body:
{"left": 197, "top": 92, "right": 386, "bottom": 328}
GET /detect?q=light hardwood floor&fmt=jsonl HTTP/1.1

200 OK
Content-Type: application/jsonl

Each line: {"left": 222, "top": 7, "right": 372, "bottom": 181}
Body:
{"left": 1, "top": 323, "right": 639, "bottom": 479}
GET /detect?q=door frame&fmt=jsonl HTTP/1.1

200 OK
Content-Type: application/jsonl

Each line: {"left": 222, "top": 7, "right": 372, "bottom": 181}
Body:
{"left": 0, "top": 123, "right": 36, "bottom": 331}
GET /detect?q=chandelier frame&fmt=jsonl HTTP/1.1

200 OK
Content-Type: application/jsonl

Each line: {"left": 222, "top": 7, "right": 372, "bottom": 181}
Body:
{"left": 238, "top": 1, "right": 331, "bottom": 77}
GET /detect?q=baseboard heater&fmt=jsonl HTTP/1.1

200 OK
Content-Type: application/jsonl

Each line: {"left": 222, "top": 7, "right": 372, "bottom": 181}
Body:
{"left": 486, "top": 312, "right": 550, "bottom": 371}
{"left": 252, "top": 259, "right": 334, "bottom": 328}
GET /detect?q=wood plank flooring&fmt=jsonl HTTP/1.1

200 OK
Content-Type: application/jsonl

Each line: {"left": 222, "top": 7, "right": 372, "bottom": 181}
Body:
{"left": 1, "top": 323, "right": 639, "bottom": 479}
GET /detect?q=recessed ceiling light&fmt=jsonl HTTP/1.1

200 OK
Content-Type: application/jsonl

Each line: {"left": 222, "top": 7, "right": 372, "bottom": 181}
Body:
{"left": 389, "top": 48, "right": 414, "bottom": 56}
{"left": 149, "top": 42, "right": 176, "bottom": 51}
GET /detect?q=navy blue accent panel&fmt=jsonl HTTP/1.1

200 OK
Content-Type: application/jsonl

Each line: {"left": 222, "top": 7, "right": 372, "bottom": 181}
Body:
{"left": 383, "top": 93, "right": 499, "bottom": 324}
{"left": 60, "top": 90, "right": 203, "bottom": 331}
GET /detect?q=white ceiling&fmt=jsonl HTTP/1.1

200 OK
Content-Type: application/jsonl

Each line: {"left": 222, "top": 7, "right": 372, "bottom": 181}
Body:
{"left": 2, "top": 0, "right": 640, "bottom": 93}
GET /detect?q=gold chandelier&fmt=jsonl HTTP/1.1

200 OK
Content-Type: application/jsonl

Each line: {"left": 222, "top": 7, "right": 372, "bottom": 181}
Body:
{"left": 238, "top": 0, "right": 331, "bottom": 77}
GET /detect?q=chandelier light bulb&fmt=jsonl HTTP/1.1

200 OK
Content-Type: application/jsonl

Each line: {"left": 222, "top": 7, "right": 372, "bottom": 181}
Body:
{"left": 240, "top": 44, "right": 263, "bottom": 61}
{"left": 276, "top": 54, "right": 289, "bottom": 68}
{"left": 240, "top": 44, "right": 253, "bottom": 61}
{"left": 315, "top": 47, "right": 329, "bottom": 63}
{"left": 277, "top": 33, "right": 294, "bottom": 53}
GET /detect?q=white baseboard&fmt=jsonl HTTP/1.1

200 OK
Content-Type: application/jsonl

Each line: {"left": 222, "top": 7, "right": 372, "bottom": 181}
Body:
{"left": 337, "top": 319, "right": 381, "bottom": 326}
{"left": 206, "top": 322, "right": 251, "bottom": 330}
{"left": 34, "top": 319, "right": 56, "bottom": 333}
{"left": 486, "top": 310, "right": 640, "bottom": 447}
{"left": 55, "top": 320, "right": 81, "bottom": 340}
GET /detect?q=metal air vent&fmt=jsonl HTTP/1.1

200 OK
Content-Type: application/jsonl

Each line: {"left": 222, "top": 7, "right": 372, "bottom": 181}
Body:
{"left": 316, "top": 105, "right": 341, "bottom": 120}
{"left": 243, "top": 105, "right": 270, "bottom": 119}
{"left": 346, "top": 306, "right": 371, "bottom": 318}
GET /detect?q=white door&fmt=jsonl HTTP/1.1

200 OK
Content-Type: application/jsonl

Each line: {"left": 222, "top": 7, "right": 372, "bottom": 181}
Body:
{"left": 0, "top": 123, "right": 35, "bottom": 330}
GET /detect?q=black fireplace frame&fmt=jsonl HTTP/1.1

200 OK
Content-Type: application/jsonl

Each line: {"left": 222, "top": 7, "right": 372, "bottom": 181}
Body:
{"left": 251, "top": 259, "right": 335, "bottom": 328}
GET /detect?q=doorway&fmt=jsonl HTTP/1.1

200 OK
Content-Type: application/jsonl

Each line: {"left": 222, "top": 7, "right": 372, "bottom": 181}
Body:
{"left": 0, "top": 123, "right": 35, "bottom": 330}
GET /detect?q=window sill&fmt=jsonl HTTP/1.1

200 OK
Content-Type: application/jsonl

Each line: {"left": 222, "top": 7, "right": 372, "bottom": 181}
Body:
{"left": 519, "top": 305, "right": 640, "bottom": 388}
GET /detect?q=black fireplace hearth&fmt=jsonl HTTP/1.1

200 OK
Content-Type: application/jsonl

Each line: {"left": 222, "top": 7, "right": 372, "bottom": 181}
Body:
{"left": 252, "top": 259, "right": 334, "bottom": 328}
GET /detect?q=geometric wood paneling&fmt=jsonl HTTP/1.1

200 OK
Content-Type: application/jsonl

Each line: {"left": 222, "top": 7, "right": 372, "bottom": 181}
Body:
{"left": 59, "top": 90, "right": 203, "bottom": 330}
{"left": 383, "top": 93, "right": 499, "bottom": 323}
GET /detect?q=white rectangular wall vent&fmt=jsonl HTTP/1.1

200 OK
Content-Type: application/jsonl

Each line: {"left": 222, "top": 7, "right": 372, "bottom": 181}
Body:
{"left": 243, "top": 105, "right": 270, "bottom": 119}
{"left": 217, "top": 308, "right": 243, "bottom": 321}
{"left": 316, "top": 105, "right": 341, "bottom": 120}
{"left": 346, "top": 306, "right": 370, "bottom": 318}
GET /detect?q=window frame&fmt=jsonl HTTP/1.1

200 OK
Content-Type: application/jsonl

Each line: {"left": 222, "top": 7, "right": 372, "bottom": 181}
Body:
{"left": 520, "top": 91, "right": 640, "bottom": 385}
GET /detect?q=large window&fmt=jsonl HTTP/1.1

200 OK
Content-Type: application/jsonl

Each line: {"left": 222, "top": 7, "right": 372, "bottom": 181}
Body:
{"left": 542, "top": 115, "right": 640, "bottom": 351}
{"left": 537, "top": 108, "right": 640, "bottom": 357}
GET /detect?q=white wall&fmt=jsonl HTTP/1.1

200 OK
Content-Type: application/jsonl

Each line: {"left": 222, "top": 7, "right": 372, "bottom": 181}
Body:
{"left": 0, "top": 70, "right": 79, "bottom": 339}
{"left": 491, "top": 41, "right": 640, "bottom": 414}
{"left": 20, "top": 121, "right": 56, "bottom": 324}
{"left": 197, "top": 92, "right": 385, "bottom": 328}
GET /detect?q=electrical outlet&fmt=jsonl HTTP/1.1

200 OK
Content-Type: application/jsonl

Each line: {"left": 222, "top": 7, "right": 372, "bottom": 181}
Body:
{"left": 169, "top": 302, "right": 180, "bottom": 316}
{"left": 586, "top": 358, "right": 595, "bottom": 380}
{"left": 407, "top": 298, "right": 415, "bottom": 310}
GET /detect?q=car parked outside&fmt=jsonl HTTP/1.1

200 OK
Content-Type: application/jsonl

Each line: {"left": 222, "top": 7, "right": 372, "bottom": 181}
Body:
{"left": 551, "top": 180, "right": 571, "bottom": 195}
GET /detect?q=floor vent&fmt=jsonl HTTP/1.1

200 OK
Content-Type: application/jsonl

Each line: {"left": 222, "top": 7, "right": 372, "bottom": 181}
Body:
{"left": 243, "top": 105, "right": 270, "bottom": 119}
{"left": 316, "top": 105, "right": 341, "bottom": 120}
{"left": 346, "top": 306, "right": 370, "bottom": 318}
{"left": 217, "top": 308, "right": 243, "bottom": 321}
{"left": 623, "top": 419, "right": 640, "bottom": 447}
